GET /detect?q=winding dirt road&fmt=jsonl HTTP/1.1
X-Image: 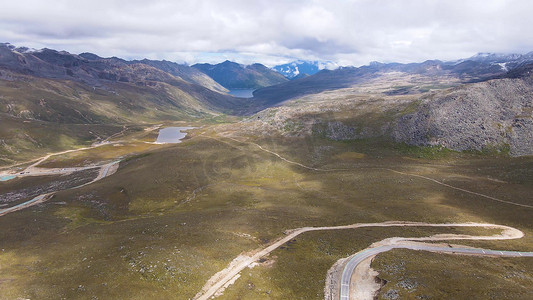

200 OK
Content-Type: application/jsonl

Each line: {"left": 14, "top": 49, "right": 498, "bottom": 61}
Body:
{"left": 194, "top": 222, "right": 532, "bottom": 300}
{"left": 192, "top": 135, "right": 533, "bottom": 299}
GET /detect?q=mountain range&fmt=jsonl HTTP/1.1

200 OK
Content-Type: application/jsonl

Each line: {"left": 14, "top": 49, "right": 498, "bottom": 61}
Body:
{"left": 0, "top": 43, "right": 251, "bottom": 163}
{"left": 2, "top": 42, "right": 533, "bottom": 162}
{"left": 253, "top": 54, "right": 533, "bottom": 105}
{"left": 192, "top": 60, "right": 288, "bottom": 89}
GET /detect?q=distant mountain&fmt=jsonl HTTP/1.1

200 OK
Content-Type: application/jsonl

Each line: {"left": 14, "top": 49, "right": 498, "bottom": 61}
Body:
{"left": 466, "top": 52, "right": 533, "bottom": 63}
{"left": 253, "top": 54, "right": 533, "bottom": 106}
{"left": 0, "top": 43, "right": 227, "bottom": 93}
{"left": 272, "top": 60, "right": 336, "bottom": 79}
{"left": 0, "top": 43, "right": 252, "bottom": 122}
{"left": 129, "top": 59, "right": 227, "bottom": 93}
{"left": 457, "top": 52, "right": 533, "bottom": 71}
{"left": 192, "top": 60, "right": 288, "bottom": 89}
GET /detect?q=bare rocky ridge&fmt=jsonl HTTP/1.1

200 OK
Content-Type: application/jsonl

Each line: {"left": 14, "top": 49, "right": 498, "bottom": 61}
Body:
{"left": 242, "top": 66, "right": 533, "bottom": 156}
{"left": 393, "top": 76, "right": 533, "bottom": 156}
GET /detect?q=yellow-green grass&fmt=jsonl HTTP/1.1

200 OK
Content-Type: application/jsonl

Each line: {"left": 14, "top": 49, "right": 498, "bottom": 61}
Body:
{"left": 0, "top": 115, "right": 124, "bottom": 166}
{"left": 0, "top": 132, "right": 532, "bottom": 299}
{"left": 37, "top": 142, "right": 164, "bottom": 168}
{"left": 220, "top": 226, "right": 503, "bottom": 300}
{"left": 36, "top": 124, "right": 207, "bottom": 168}
{"left": 373, "top": 249, "right": 533, "bottom": 300}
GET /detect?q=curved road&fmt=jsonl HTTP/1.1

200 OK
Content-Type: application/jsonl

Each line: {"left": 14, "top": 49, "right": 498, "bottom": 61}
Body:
{"left": 188, "top": 135, "right": 533, "bottom": 299}
{"left": 339, "top": 244, "right": 533, "bottom": 300}
{"left": 193, "top": 222, "right": 528, "bottom": 300}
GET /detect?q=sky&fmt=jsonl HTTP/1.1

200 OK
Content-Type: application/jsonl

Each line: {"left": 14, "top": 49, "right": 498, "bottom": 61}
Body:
{"left": 1, "top": 0, "right": 533, "bottom": 67}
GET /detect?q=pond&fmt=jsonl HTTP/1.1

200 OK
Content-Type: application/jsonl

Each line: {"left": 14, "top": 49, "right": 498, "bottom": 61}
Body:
{"left": 228, "top": 89, "right": 255, "bottom": 98}
{"left": 0, "top": 175, "right": 16, "bottom": 182}
{"left": 155, "top": 127, "right": 195, "bottom": 144}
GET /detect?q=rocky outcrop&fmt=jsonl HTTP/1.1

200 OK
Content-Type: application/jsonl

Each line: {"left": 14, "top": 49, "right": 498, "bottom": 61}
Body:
{"left": 393, "top": 77, "right": 533, "bottom": 156}
{"left": 243, "top": 67, "right": 533, "bottom": 156}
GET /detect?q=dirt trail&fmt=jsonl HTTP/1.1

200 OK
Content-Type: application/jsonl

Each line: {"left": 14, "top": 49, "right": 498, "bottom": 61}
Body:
{"left": 219, "top": 135, "right": 533, "bottom": 209}
{"left": 384, "top": 168, "right": 533, "bottom": 209}
{"left": 194, "top": 222, "right": 524, "bottom": 300}
{"left": 0, "top": 125, "right": 132, "bottom": 173}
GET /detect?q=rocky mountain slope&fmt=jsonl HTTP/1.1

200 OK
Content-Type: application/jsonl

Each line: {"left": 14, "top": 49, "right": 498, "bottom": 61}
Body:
{"left": 240, "top": 63, "right": 533, "bottom": 156}
{"left": 126, "top": 58, "right": 228, "bottom": 93}
{"left": 1, "top": 44, "right": 225, "bottom": 93}
{"left": 393, "top": 68, "right": 533, "bottom": 156}
{"left": 192, "top": 60, "right": 288, "bottom": 89}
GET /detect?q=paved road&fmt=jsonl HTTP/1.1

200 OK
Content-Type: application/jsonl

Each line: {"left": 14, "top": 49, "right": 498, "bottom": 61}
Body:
{"left": 194, "top": 222, "right": 524, "bottom": 300}
{"left": 339, "top": 244, "right": 533, "bottom": 300}
{"left": 0, "top": 193, "right": 51, "bottom": 215}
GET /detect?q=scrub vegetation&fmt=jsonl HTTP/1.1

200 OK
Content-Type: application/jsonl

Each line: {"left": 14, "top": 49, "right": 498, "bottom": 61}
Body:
{"left": 1, "top": 126, "right": 532, "bottom": 299}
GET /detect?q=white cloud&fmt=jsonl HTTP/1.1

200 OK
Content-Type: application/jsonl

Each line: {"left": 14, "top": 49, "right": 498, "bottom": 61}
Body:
{"left": 1, "top": 0, "right": 533, "bottom": 66}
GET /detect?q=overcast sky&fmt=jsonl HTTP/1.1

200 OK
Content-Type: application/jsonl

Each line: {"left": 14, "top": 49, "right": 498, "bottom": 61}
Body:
{"left": 2, "top": 0, "right": 533, "bottom": 67}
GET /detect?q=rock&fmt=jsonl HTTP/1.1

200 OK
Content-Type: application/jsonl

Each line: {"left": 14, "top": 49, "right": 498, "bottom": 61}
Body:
{"left": 393, "top": 77, "right": 533, "bottom": 156}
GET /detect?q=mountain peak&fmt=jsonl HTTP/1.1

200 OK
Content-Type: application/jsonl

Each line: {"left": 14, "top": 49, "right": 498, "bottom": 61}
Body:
{"left": 272, "top": 60, "right": 335, "bottom": 79}
{"left": 79, "top": 52, "right": 102, "bottom": 60}
{"left": 192, "top": 60, "right": 287, "bottom": 89}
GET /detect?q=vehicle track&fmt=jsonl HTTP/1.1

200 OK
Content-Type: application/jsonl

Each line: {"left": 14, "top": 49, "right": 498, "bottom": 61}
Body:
{"left": 218, "top": 135, "right": 533, "bottom": 209}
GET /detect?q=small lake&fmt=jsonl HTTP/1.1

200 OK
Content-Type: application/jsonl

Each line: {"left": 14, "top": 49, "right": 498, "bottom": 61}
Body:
{"left": 0, "top": 175, "right": 16, "bottom": 182}
{"left": 228, "top": 89, "right": 255, "bottom": 98}
{"left": 155, "top": 127, "right": 195, "bottom": 144}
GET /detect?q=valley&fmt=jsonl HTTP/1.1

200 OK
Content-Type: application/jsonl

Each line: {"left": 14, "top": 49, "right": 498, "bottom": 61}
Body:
{"left": 1, "top": 43, "right": 533, "bottom": 300}
{"left": 1, "top": 120, "right": 532, "bottom": 299}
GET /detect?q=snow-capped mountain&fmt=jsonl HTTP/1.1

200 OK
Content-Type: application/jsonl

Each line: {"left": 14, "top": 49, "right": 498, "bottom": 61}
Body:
{"left": 458, "top": 52, "right": 533, "bottom": 71}
{"left": 272, "top": 60, "right": 337, "bottom": 79}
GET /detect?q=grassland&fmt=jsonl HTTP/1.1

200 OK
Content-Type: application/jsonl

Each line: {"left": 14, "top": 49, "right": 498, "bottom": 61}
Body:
{"left": 0, "top": 72, "right": 247, "bottom": 167}
{"left": 373, "top": 249, "right": 533, "bottom": 299}
{"left": 0, "top": 127, "right": 532, "bottom": 299}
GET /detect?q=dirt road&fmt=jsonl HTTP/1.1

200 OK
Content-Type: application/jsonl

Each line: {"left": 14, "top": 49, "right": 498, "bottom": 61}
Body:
{"left": 194, "top": 222, "right": 528, "bottom": 300}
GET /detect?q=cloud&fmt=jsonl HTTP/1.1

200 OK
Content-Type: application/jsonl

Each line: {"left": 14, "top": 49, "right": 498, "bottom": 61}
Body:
{"left": 1, "top": 0, "right": 533, "bottom": 66}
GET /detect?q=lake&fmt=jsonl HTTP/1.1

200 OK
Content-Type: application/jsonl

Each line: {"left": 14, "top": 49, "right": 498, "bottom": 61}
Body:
{"left": 155, "top": 127, "right": 195, "bottom": 144}
{"left": 228, "top": 89, "right": 255, "bottom": 98}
